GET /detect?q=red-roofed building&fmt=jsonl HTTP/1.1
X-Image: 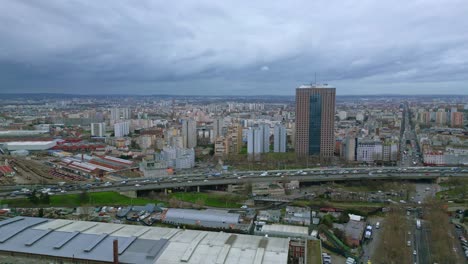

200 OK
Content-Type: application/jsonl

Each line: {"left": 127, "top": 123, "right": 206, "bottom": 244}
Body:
{"left": 0, "top": 166, "right": 15, "bottom": 177}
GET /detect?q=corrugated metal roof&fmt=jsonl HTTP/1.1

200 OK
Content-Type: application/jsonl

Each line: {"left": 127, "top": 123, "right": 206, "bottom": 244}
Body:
{"left": 0, "top": 217, "right": 289, "bottom": 264}
{"left": 0, "top": 217, "right": 163, "bottom": 264}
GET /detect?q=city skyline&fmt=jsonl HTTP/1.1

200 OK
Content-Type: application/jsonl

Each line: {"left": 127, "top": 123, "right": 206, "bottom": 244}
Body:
{"left": 1, "top": 1, "right": 468, "bottom": 95}
{"left": 0, "top": 1, "right": 467, "bottom": 263}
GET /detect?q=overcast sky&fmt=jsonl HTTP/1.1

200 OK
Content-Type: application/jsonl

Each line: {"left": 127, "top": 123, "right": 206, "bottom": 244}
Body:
{"left": 1, "top": 0, "right": 468, "bottom": 95}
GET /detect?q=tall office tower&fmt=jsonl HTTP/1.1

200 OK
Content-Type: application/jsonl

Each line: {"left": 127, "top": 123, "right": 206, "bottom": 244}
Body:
{"left": 181, "top": 119, "right": 197, "bottom": 148}
{"left": 212, "top": 117, "right": 224, "bottom": 141}
{"left": 91, "top": 123, "right": 106, "bottom": 137}
{"left": 114, "top": 121, "right": 130, "bottom": 137}
{"left": 274, "top": 124, "right": 287, "bottom": 152}
{"left": 295, "top": 84, "right": 336, "bottom": 157}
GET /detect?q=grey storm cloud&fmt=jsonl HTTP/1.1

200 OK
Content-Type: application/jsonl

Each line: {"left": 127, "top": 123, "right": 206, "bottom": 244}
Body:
{"left": 0, "top": 0, "right": 468, "bottom": 95}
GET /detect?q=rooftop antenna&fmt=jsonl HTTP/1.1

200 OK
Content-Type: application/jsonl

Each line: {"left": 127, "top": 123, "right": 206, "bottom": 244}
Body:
{"left": 314, "top": 72, "right": 317, "bottom": 85}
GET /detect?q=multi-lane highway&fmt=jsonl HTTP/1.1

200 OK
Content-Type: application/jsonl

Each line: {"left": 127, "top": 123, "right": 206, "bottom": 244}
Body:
{"left": 400, "top": 102, "right": 423, "bottom": 167}
{"left": 3, "top": 166, "right": 468, "bottom": 198}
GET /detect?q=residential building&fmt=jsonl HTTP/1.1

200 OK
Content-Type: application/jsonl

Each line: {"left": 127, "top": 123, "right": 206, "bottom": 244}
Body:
{"left": 214, "top": 136, "right": 227, "bottom": 157}
{"left": 110, "top": 107, "right": 130, "bottom": 121}
{"left": 356, "top": 139, "right": 382, "bottom": 163}
{"left": 247, "top": 124, "right": 270, "bottom": 156}
{"left": 226, "top": 123, "right": 242, "bottom": 154}
{"left": 451, "top": 112, "right": 464, "bottom": 127}
{"left": 274, "top": 123, "right": 287, "bottom": 152}
{"left": 343, "top": 136, "right": 356, "bottom": 161}
{"left": 138, "top": 135, "right": 153, "bottom": 149}
{"left": 139, "top": 158, "right": 168, "bottom": 177}
{"left": 338, "top": 111, "right": 347, "bottom": 120}
{"left": 212, "top": 117, "right": 224, "bottom": 142}
{"left": 158, "top": 146, "right": 195, "bottom": 169}
{"left": 435, "top": 109, "right": 447, "bottom": 126}
{"left": 181, "top": 119, "right": 197, "bottom": 148}
{"left": 114, "top": 121, "right": 130, "bottom": 137}
{"left": 90, "top": 122, "right": 106, "bottom": 137}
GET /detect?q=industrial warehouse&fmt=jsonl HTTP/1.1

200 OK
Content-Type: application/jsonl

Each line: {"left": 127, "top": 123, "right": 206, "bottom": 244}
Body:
{"left": 0, "top": 216, "right": 290, "bottom": 264}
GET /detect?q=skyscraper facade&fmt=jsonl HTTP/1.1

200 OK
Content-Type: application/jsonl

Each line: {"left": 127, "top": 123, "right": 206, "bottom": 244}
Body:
{"left": 295, "top": 84, "right": 336, "bottom": 157}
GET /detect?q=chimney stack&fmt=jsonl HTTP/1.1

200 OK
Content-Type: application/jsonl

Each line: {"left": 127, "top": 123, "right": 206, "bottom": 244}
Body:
{"left": 113, "top": 239, "right": 119, "bottom": 264}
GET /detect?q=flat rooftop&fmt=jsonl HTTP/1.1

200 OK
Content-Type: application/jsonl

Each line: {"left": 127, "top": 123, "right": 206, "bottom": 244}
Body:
{"left": 0, "top": 217, "right": 290, "bottom": 264}
{"left": 6, "top": 141, "right": 55, "bottom": 145}
{"left": 261, "top": 224, "right": 309, "bottom": 235}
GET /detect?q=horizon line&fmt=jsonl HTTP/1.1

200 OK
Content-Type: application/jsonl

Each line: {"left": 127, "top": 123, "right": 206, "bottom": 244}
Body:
{"left": 1, "top": 92, "right": 468, "bottom": 97}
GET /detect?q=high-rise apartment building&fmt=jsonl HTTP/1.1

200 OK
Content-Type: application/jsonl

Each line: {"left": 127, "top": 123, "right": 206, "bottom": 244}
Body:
{"left": 343, "top": 135, "right": 356, "bottom": 161}
{"left": 274, "top": 124, "right": 287, "bottom": 152}
{"left": 114, "top": 121, "right": 130, "bottom": 137}
{"left": 212, "top": 117, "right": 224, "bottom": 142}
{"left": 247, "top": 128, "right": 263, "bottom": 156}
{"left": 295, "top": 84, "right": 336, "bottom": 157}
{"left": 451, "top": 112, "right": 464, "bottom": 127}
{"left": 247, "top": 124, "right": 270, "bottom": 155}
{"left": 91, "top": 123, "right": 106, "bottom": 137}
{"left": 259, "top": 123, "right": 270, "bottom": 152}
{"left": 181, "top": 119, "right": 197, "bottom": 148}
{"left": 110, "top": 108, "right": 130, "bottom": 121}
{"left": 435, "top": 109, "right": 447, "bottom": 126}
{"left": 226, "top": 123, "right": 243, "bottom": 154}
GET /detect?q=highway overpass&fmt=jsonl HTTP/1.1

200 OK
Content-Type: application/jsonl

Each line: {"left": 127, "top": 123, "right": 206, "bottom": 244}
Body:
{"left": 2, "top": 166, "right": 467, "bottom": 197}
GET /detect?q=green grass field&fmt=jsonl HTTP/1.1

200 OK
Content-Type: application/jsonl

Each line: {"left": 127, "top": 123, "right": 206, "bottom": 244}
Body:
{"left": 169, "top": 192, "right": 243, "bottom": 208}
{"left": 307, "top": 240, "right": 322, "bottom": 264}
{"left": 1, "top": 192, "right": 163, "bottom": 208}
